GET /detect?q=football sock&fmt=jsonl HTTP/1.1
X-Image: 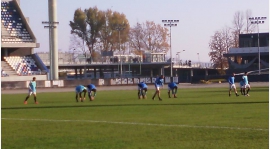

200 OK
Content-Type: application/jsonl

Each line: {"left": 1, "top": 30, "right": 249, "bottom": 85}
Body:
{"left": 25, "top": 96, "right": 29, "bottom": 101}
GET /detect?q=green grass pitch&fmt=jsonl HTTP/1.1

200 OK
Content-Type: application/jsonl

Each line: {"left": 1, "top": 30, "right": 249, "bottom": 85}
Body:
{"left": 1, "top": 86, "right": 269, "bottom": 149}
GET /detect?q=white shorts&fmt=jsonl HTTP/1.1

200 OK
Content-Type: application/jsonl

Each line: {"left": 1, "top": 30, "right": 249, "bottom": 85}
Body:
{"left": 229, "top": 84, "right": 236, "bottom": 89}
{"left": 28, "top": 90, "right": 36, "bottom": 96}
{"left": 244, "top": 84, "right": 250, "bottom": 89}
{"left": 240, "top": 84, "right": 244, "bottom": 89}
{"left": 155, "top": 86, "right": 160, "bottom": 91}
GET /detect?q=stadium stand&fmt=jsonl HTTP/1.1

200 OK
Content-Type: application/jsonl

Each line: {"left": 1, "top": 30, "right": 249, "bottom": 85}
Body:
{"left": 1, "top": 0, "right": 33, "bottom": 43}
{"left": 4, "top": 56, "right": 41, "bottom": 75}
{"left": 1, "top": 0, "right": 47, "bottom": 81}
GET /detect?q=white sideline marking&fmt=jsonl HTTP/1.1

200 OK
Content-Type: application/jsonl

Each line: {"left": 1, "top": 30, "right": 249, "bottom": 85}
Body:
{"left": 2, "top": 118, "right": 268, "bottom": 131}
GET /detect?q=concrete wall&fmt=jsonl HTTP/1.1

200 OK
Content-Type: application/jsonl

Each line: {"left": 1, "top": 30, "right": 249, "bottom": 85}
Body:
{"left": 1, "top": 75, "right": 47, "bottom": 82}
{"left": 1, "top": 77, "right": 178, "bottom": 89}
{"left": 7, "top": 48, "right": 31, "bottom": 56}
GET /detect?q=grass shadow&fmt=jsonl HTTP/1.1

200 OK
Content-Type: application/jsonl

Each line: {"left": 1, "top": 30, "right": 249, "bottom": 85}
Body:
{"left": 2, "top": 101, "right": 269, "bottom": 110}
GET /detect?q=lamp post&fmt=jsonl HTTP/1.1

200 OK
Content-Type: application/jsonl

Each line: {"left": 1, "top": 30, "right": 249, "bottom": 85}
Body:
{"left": 249, "top": 16, "right": 267, "bottom": 75}
{"left": 177, "top": 50, "right": 185, "bottom": 66}
{"left": 42, "top": 21, "right": 59, "bottom": 80}
{"left": 197, "top": 53, "right": 200, "bottom": 68}
{"left": 175, "top": 53, "right": 179, "bottom": 66}
{"left": 162, "top": 20, "right": 179, "bottom": 77}
{"left": 114, "top": 24, "right": 126, "bottom": 77}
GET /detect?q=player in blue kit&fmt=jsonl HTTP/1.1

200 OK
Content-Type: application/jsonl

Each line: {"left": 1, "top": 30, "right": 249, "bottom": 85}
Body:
{"left": 242, "top": 72, "right": 251, "bottom": 96}
{"left": 87, "top": 84, "right": 97, "bottom": 101}
{"left": 168, "top": 82, "right": 178, "bottom": 98}
{"left": 239, "top": 80, "right": 245, "bottom": 95}
{"left": 228, "top": 73, "right": 239, "bottom": 97}
{"left": 75, "top": 85, "right": 87, "bottom": 102}
{"left": 138, "top": 82, "right": 148, "bottom": 99}
{"left": 24, "top": 77, "right": 38, "bottom": 104}
{"left": 152, "top": 75, "right": 164, "bottom": 101}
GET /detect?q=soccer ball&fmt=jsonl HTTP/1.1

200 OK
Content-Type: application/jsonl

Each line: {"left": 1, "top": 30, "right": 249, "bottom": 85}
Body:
{"left": 90, "top": 97, "right": 94, "bottom": 101}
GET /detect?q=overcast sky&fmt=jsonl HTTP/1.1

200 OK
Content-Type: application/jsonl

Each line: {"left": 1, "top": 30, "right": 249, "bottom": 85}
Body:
{"left": 19, "top": 0, "right": 269, "bottom": 62}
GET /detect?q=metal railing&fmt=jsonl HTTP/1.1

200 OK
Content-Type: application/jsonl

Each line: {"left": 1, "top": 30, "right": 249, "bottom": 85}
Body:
{"left": 42, "top": 60, "right": 214, "bottom": 68}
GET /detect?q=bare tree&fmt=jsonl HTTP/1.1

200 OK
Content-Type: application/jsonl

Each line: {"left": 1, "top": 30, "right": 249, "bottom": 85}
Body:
{"left": 129, "top": 23, "right": 145, "bottom": 55}
{"left": 222, "top": 26, "right": 233, "bottom": 53}
{"left": 231, "top": 11, "right": 244, "bottom": 48}
{"left": 233, "top": 11, "right": 245, "bottom": 34}
{"left": 244, "top": 9, "right": 256, "bottom": 33}
{"left": 208, "top": 9, "right": 256, "bottom": 74}
{"left": 69, "top": 34, "right": 89, "bottom": 58}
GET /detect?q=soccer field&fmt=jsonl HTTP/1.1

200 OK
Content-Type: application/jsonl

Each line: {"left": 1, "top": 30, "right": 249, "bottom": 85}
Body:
{"left": 1, "top": 86, "right": 269, "bottom": 149}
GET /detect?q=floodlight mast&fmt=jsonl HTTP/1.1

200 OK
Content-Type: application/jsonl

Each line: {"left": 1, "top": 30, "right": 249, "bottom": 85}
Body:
{"left": 162, "top": 20, "right": 179, "bottom": 77}
{"left": 249, "top": 17, "right": 267, "bottom": 75}
{"left": 40, "top": 0, "right": 60, "bottom": 80}
{"left": 42, "top": 21, "right": 59, "bottom": 80}
{"left": 114, "top": 24, "right": 125, "bottom": 77}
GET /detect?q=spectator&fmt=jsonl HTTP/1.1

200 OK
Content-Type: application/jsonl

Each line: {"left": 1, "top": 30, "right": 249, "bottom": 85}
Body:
{"left": 188, "top": 60, "right": 191, "bottom": 67}
{"left": 1, "top": 69, "right": 8, "bottom": 77}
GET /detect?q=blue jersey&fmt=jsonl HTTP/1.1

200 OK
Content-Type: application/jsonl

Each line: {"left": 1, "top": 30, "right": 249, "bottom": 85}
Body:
{"left": 155, "top": 77, "right": 164, "bottom": 86}
{"left": 29, "top": 81, "right": 36, "bottom": 92}
{"left": 75, "top": 85, "right": 86, "bottom": 93}
{"left": 87, "top": 84, "right": 96, "bottom": 90}
{"left": 138, "top": 82, "right": 147, "bottom": 89}
{"left": 242, "top": 76, "right": 248, "bottom": 84}
{"left": 228, "top": 76, "right": 235, "bottom": 84}
{"left": 168, "top": 82, "right": 177, "bottom": 89}
{"left": 240, "top": 80, "right": 244, "bottom": 86}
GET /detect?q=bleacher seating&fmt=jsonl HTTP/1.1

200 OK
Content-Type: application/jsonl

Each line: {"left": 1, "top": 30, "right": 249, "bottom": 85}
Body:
{"left": 4, "top": 56, "right": 41, "bottom": 75}
{"left": 1, "top": 1, "right": 33, "bottom": 43}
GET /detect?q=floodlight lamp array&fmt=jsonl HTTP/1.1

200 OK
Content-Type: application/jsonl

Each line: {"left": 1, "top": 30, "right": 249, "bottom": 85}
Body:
{"left": 162, "top": 20, "right": 179, "bottom": 23}
{"left": 164, "top": 24, "right": 177, "bottom": 27}
{"left": 249, "top": 17, "right": 267, "bottom": 20}
{"left": 251, "top": 21, "right": 265, "bottom": 24}
{"left": 42, "top": 21, "right": 59, "bottom": 24}
{"left": 44, "top": 26, "right": 57, "bottom": 29}
{"left": 113, "top": 24, "right": 126, "bottom": 31}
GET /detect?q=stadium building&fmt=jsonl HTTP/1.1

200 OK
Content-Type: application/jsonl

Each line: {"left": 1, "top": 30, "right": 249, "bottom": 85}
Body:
{"left": 223, "top": 32, "right": 269, "bottom": 75}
